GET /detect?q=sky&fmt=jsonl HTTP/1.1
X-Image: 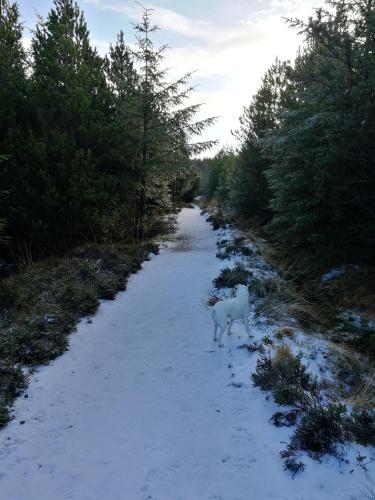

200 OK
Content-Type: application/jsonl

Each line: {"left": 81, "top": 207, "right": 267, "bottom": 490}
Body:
{"left": 18, "top": 0, "right": 324, "bottom": 156}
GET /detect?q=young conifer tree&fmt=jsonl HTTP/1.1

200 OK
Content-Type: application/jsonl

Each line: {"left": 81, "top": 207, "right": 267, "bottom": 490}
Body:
{"left": 30, "top": 0, "right": 111, "bottom": 250}
{"left": 0, "top": 0, "right": 27, "bottom": 250}
{"left": 105, "top": 30, "right": 141, "bottom": 238}
{"left": 132, "top": 5, "right": 217, "bottom": 239}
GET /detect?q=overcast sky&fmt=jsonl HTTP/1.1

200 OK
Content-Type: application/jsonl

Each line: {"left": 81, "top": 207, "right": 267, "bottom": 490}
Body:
{"left": 19, "top": 0, "right": 324, "bottom": 156}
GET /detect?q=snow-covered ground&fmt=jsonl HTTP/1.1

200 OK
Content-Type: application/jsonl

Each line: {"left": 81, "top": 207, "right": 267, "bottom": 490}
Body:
{"left": 0, "top": 207, "right": 373, "bottom": 500}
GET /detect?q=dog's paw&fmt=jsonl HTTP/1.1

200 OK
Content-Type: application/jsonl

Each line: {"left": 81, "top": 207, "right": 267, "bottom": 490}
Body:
{"left": 219, "top": 343, "right": 224, "bottom": 348}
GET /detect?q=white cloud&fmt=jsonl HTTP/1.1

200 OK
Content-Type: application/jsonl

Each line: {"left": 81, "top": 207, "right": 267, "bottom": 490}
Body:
{"left": 160, "top": 1, "right": 324, "bottom": 155}
{"left": 26, "top": 0, "right": 325, "bottom": 155}
{"left": 83, "top": 0, "right": 214, "bottom": 39}
{"left": 22, "top": 36, "right": 32, "bottom": 51}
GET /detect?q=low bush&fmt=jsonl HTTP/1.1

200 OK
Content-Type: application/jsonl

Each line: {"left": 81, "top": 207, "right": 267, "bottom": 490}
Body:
{"left": 289, "top": 403, "right": 346, "bottom": 457}
{"left": 216, "top": 235, "right": 255, "bottom": 260}
{"left": 207, "top": 290, "right": 221, "bottom": 307}
{"left": 238, "top": 341, "right": 265, "bottom": 353}
{"left": 252, "top": 345, "right": 375, "bottom": 475}
{"left": 213, "top": 262, "right": 251, "bottom": 289}
{"left": 345, "top": 408, "right": 375, "bottom": 446}
{"left": 270, "top": 409, "right": 299, "bottom": 427}
{"left": 206, "top": 210, "right": 230, "bottom": 230}
{"left": 280, "top": 448, "right": 305, "bottom": 477}
{"left": 275, "top": 327, "right": 295, "bottom": 340}
{"left": 252, "top": 345, "right": 319, "bottom": 409}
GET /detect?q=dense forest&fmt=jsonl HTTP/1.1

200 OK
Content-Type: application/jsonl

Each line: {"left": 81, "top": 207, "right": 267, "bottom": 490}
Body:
{"left": 204, "top": 0, "right": 375, "bottom": 262}
{"left": 0, "top": 0, "right": 213, "bottom": 263}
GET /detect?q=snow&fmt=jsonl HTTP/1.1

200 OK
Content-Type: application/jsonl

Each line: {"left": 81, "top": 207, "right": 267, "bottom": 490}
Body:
{"left": 0, "top": 207, "right": 373, "bottom": 500}
{"left": 321, "top": 265, "right": 360, "bottom": 283}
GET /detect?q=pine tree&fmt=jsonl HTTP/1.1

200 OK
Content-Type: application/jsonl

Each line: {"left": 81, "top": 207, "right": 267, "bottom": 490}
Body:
{"left": 29, "top": 0, "right": 111, "bottom": 251}
{"left": 231, "top": 59, "right": 294, "bottom": 221}
{"left": 104, "top": 30, "right": 141, "bottom": 239}
{"left": 0, "top": 0, "right": 28, "bottom": 251}
{"left": 263, "top": 0, "right": 375, "bottom": 249}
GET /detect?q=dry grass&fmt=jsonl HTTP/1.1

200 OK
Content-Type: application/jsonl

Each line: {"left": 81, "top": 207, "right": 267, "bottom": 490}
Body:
{"left": 0, "top": 240, "right": 157, "bottom": 428}
{"left": 348, "top": 368, "right": 375, "bottom": 410}
{"left": 254, "top": 275, "right": 323, "bottom": 328}
{"left": 274, "top": 344, "right": 294, "bottom": 364}
{"left": 326, "top": 342, "right": 375, "bottom": 405}
{"left": 275, "top": 326, "right": 296, "bottom": 340}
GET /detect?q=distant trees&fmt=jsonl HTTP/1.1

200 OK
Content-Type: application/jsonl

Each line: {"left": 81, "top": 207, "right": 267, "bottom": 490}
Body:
{"left": 0, "top": 0, "right": 213, "bottom": 260}
{"left": 204, "top": 147, "right": 236, "bottom": 203}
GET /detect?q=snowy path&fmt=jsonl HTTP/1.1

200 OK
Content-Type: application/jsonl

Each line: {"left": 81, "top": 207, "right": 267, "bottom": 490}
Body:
{"left": 0, "top": 208, "right": 371, "bottom": 500}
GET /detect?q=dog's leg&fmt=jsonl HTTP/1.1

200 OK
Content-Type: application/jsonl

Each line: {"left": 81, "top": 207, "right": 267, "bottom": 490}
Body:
{"left": 227, "top": 317, "right": 233, "bottom": 335}
{"left": 213, "top": 324, "right": 218, "bottom": 342}
{"left": 218, "top": 325, "right": 224, "bottom": 348}
{"left": 244, "top": 314, "right": 252, "bottom": 337}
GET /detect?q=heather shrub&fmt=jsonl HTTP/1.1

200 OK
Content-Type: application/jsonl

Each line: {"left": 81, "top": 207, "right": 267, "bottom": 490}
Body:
{"left": 213, "top": 262, "right": 251, "bottom": 289}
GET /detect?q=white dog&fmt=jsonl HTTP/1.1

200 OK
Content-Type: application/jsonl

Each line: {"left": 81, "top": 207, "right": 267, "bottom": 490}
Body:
{"left": 211, "top": 284, "right": 251, "bottom": 346}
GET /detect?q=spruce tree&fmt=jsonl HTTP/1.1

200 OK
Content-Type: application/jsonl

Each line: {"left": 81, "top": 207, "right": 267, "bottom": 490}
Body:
{"left": 263, "top": 0, "right": 375, "bottom": 249}
{"left": 132, "top": 6, "right": 216, "bottom": 239}
{"left": 231, "top": 59, "right": 294, "bottom": 221}
{"left": 105, "top": 30, "right": 141, "bottom": 239}
{"left": 0, "top": 0, "right": 28, "bottom": 252}
{"left": 30, "top": 0, "right": 111, "bottom": 251}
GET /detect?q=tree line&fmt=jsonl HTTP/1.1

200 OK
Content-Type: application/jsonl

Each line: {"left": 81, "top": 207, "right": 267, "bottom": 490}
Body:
{"left": 205, "top": 0, "right": 375, "bottom": 259}
{"left": 0, "top": 0, "right": 214, "bottom": 261}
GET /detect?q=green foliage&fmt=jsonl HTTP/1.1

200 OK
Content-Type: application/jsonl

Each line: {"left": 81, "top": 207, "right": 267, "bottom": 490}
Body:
{"left": 216, "top": 235, "right": 254, "bottom": 259}
{"left": 280, "top": 402, "right": 348, "bottom": 475}
{"left": 252, "top": 346, "right": 319, "bottom": 409}
{"left": 0, "top": 1, "right": 212, "bottom": 259}
{"left": 198, "top": 148, "right": 235, "bottom": 202}
{"left": 0, "top": 360, "right": 26, "bottom": 428}
{"left": 213, "top": 262, "right": 251, "bottom": 288}
{"left": 345, "top": 408, "right": 375, "bottom": 446}
{"left": 202, "top": 0, "right": 375, "bottom": 259}
{"left": 231, "top": 59, "right": 294, "bottom": 221}
{"left": 206, "top": 209, "right": 230, "bottom": 230}
{"left": 131, "top": 8, "right": 216, "bottom": 239}
{"left": 290, "top": 403, "right": 347, "bottom": 456}
{"left": 262, "top": 1, "right": 375, "bottom": 248}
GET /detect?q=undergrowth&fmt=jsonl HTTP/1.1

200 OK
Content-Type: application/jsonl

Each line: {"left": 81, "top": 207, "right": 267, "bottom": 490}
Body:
{"left": 207, "top": 203, "right": 375, "bottom": 474}
{"left": 216, "top": 235, "right": 254, "bottom": 260}
{"left": 206, "top": 209, "right": 231, "bottom": 230}
{"left": 252, "top": 345, "right": 375, "bottom": 475}
{"left": 213, "top": 262, "right": 251, "bottom": 289}
{"left": 0, "top": 240, "right": 158, "bottom": 427}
